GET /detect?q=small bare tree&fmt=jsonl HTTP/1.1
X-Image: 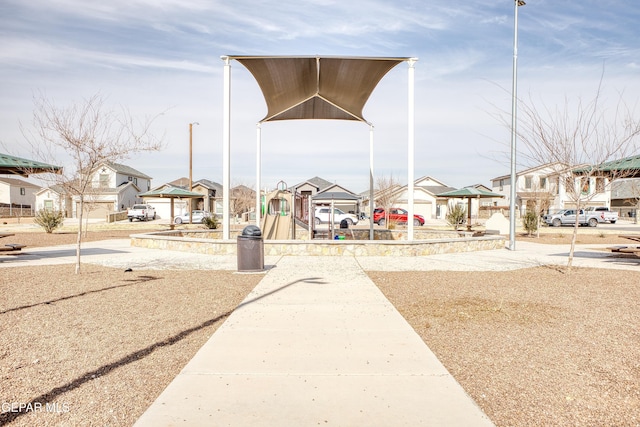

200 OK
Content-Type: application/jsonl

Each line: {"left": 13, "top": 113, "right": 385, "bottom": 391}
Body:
{"left": 374, "top": 174, "right": 400, "bottom": 228}
{"left": 230, "top": 184, "right": 256, "bottom": 221}
{"left": 523, "top": 179, "right": 554, "bottom": 238}
{"left": 515, "top": 82, "right": 640, "bottom": 270}
{"left": 24, "top": 93, "right": 163, "bottom": 273}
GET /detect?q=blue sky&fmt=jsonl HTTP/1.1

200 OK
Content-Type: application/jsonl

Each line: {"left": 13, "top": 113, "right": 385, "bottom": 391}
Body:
{"left": 1, "top": 0, "right": 639, "bottom": 192}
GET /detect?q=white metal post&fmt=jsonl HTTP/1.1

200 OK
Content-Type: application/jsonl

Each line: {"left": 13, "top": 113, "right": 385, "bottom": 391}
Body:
{"left": 509, "top": 1, "right": 525, "bottom": 250}
{"left": 407, "top": 58, "right": 417, "bottom": 241}
{"left": 369, "top": 123, "right": 375, "bottom": 241}
{"left": 256, "top": 123, "right": 261, "bottom": 227}
{"left": 222, "top": 56, "right": 231, "bottom": 240}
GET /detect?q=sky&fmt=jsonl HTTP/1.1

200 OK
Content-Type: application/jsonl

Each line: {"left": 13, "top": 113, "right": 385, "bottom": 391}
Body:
{"left": 1, "top": 0, "right": 640, "bottom": 193}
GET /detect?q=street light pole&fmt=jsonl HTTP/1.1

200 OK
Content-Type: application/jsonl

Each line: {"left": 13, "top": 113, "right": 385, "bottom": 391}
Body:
{"left": 189, "top": 122, "right": 199, "bottom": 224}
{"left": 509, "top": 0, "right": 525, "bottom": 251}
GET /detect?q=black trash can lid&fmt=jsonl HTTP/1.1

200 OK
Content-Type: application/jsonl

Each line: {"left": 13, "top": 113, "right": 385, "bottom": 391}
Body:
{"left": 242, "top": 225, "right": 262, "bottom": 237}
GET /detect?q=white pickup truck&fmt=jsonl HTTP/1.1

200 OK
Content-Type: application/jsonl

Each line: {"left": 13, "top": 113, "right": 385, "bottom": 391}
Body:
{"left": 127, "top": 204, "right": 156, "bottom": 222}
{"left": 584, "top": 206, "right": 618, "bottom": 224}
{"left": 542, "top": 209, "right": 602, "bottom": 227}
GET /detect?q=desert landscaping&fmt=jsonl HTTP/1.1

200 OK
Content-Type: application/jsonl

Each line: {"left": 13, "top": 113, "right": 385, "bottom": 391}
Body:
{"left": 1, "top": 225, "right": 639, "bottom": 426}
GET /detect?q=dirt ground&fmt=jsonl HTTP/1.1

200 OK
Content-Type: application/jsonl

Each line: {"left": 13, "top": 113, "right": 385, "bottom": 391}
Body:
{"left": 1, "top": 225, "right": 639, "bottom": 426}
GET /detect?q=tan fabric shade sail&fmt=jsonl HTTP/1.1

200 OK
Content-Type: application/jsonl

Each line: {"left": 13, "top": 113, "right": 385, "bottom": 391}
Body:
{"left": 229, "top": 56, "right": 410, "bottom": 123}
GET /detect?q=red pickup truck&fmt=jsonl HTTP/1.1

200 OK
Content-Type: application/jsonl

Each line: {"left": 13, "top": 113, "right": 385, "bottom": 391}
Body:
{"left": 373, "top": 207, "right": 425, "bottom": 226}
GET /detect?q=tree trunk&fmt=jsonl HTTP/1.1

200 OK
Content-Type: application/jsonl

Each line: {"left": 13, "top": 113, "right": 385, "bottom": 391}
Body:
{"left": 76, "top": 197, "right": 83, "bottom": 274}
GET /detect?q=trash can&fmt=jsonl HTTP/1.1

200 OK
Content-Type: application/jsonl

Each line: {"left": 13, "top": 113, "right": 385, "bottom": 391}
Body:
{"left": 237, "top": 225, "right": 264, "bottom": 272}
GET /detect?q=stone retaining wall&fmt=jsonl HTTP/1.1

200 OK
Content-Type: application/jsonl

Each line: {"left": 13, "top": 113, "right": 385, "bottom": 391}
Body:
{"left": 131, "top": 230, "right": 505, "bottom": 256}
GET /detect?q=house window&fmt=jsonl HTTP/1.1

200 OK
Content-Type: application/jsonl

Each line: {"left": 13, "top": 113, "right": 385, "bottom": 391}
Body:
{"left": 524, "top": 176, "right": 533, "bottom": 189}
{"left": 540, "top": 177, "right": 547, "bottom": 190}
{"left": 99, "top": 174, "right": 109, "bottom": 188}
{"left": 44, "top": 200, "right": 53, "bottom": 210}
{"left": 128, "top": 176, "right": 132, "bottom": 181}
{"left": 20, "top": 187, "right": 26, "bottom": 195}
{"left": 596, "top": 177, "right": 605, "bottom": 193}
{"left": 581, "top": 177, "right": 590, "bottom": 195}
{"left": 565, "top": 176, "right": 574, "bottom": 194}
{"left": 133, "top": 177, "right": 138, "bottom": 185}
{"left": 499, "top": 180, "right": 504, "bottom": 191}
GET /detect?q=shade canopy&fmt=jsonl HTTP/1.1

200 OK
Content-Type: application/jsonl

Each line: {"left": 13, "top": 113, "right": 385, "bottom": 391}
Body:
{"left": 229, "top": 56, "right": 410, "bottom": 123}
{"left": 312, "top": 191, "right": 360, "bottom": 202}
{"left": 138, "top": 186, "right": 202, "bottom": 198}
{"left": 0, "top": 153, "right": 62, "bottom": 177}
{"left": 436, "top": 187, "right": 504, "bottom": 199}
{"left": 437, "top": 187, "right": 503, "bottom": 231}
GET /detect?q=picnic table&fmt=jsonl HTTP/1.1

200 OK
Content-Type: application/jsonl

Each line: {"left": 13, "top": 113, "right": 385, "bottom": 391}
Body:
{"left": 608, "top": 235, "right": 640, "bottom": 258}
{"left": 0, "top": 233, "right": 26, "bottom": 253}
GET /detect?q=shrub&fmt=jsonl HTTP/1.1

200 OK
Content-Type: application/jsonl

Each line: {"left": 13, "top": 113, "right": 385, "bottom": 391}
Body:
{"left": 34, "top": 209, "right": 65, "bottom": 233}
{"left": 523, "top": 211, "right": 538, "bottom": 236}
{"left": 202, "top": 215, "right": 219, "bottom": 229}
{"left": 446, "top": 203, "right": 466, "bottom": 230}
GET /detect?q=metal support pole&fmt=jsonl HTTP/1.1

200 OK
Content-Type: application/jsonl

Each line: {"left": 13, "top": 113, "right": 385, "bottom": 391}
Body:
{"left": 369, "top": 124, "right": 375, "bottom": 241}
{"left": 407, "top": 58, "right": 417, "bottom": 241}
{"left": 256, "top": 123, "right": 261, "bottom": 227}
{"left": 189, "top": 123, "right": 193, "bottom": 224}
{"left": 509, "top": 1, "right": 525, "bottom": 250}
{"left": 222, "top": 56, "right": 231, "bottom": 240}
{"left": 189, "top": 122, "right": 199, "bottom": 224}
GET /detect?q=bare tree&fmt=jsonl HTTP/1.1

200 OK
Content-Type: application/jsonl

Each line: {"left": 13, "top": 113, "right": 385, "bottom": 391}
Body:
{"left": 374, "top": 174, "right": 400, "bottom": 228}
{"left": 230, "top": 184, "right": 256, "bottom": 221}
{"left": 515, "top": 82, "right": 640, "bottom": 269}
{"left": 523, "top": 179, "right": 554, "bottom": 238}
{"left": 24, "top": 93, "right": 163, "bottom": 273}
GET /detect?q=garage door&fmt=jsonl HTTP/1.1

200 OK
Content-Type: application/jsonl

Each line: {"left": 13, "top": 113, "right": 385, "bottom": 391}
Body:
{"left": 398, "top": 202, "right": 432, "bottom": 220}
{"left": 76, "top": 202, "right": 114, "bottom": 219}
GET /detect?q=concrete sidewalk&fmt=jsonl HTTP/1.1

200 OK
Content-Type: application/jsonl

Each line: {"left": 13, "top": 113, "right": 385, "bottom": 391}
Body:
{"left": 134, "top": 256, "right": 494, "bottom": 426}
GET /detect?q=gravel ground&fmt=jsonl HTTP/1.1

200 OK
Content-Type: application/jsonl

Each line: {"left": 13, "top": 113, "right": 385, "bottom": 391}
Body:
{"left": 371, "top": 268, "right": 640, "bottom": 427}
{"left": 0, "top": 264, "right": 262, "bottom": 426}
{"left": 2, "top": 228, "right": 639, "bottom": 426}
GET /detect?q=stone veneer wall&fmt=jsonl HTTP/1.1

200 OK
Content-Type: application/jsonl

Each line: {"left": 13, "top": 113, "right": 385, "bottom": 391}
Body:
{"left": 130, "top": 230, "right": 505, "bottom": 256}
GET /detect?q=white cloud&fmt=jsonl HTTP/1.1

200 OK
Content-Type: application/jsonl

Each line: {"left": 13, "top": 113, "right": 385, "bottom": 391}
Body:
{"left": 2, "top": 0, "right": 640, "bottom": 192}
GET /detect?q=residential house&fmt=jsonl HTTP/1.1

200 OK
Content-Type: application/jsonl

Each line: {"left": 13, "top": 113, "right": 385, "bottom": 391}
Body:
{"left": 0, "top": 177, "right": 41, "bottom": 216}
{"left": 362, "top": 176, "right": 456, "bottom": 220}
{"left": 491, "top": 162, "right": 612, "bottom": 215}
{"left": 36, "top": 161, "right": 152, "bottom": 219}
{"left": 292, "top": 176, "right": 361, "bottom": 215}
{"left": 34, "top": 185, "right": 72, "bottom": 217}
{"left": 611, "top": 178, "right": 640, "bottom": 219}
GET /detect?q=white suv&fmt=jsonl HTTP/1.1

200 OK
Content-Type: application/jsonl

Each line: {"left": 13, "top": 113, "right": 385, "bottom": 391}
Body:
{"left": 314, "top": 207, "right": 359, "bottom": 226}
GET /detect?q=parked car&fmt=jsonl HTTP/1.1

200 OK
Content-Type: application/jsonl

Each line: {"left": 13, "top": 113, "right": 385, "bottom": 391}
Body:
{"left": 584, "top": 206, "right": 618, "bottom": 223}
{"left": 373, "top": 207, "right": 425, "bottom": 226}
{"left": 542, "top": 209, "right": 600, "bottom": 227}
{"left": 314, "top": 207, "right": 359, "bottom": 226}
{"left": 127, "top": 204, "right": 156, "bottom": 222}
{"left": 174, "top": 210, "right": 212, "bottom": 224}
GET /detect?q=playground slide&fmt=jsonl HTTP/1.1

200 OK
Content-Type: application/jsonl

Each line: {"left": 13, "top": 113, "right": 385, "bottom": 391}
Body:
{"left": 260, "top": 189, "right": 293, "bottom": 240}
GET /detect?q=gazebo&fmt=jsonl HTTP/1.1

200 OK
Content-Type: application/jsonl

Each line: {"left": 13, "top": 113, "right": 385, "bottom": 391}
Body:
{"left": 138, "top": 186, "right": 202, "bottom": 230}
{"left": 0, "top": 153, "right": 62, "bottom": 176}
{"left": 220, "top": 55, "right": 418, "bottom": 241}
{"left": 437, "top": 187, "right": 504, "bottom": 231}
